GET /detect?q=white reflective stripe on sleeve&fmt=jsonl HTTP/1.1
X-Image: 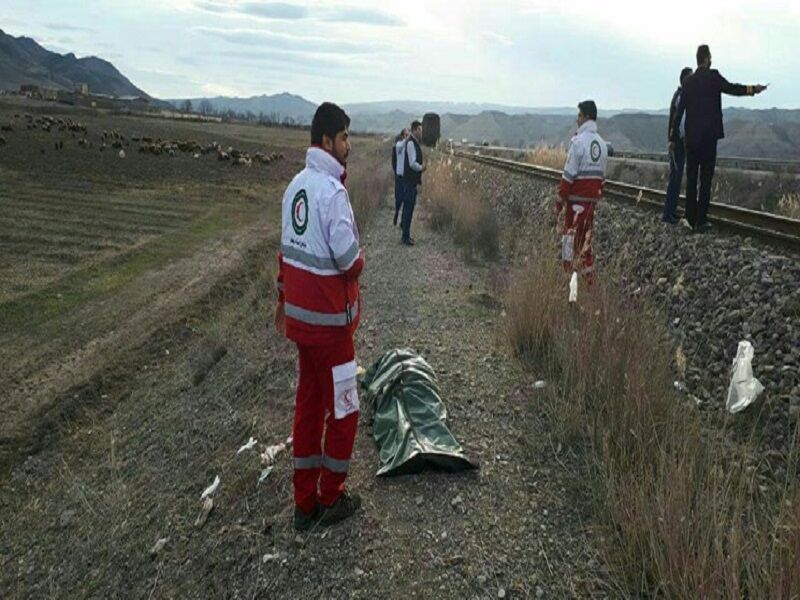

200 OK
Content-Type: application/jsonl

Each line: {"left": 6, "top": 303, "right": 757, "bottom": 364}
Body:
{"left": 576, "top": 169, "right": 605, "bottom": 178}
{"left": 282, "top": 242, "right": 358, "bottom": 273}
{"left": 285, "top": 301, "right": 359, "bottom": 327}
{"left": 332, "top": 241, "right": 359, "bottom": 271}
{"left": 282, "top": 244, "right": 339, "bottom": 272}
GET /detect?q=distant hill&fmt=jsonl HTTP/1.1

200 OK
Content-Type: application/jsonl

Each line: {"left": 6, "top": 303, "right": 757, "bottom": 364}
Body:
{"left": 350, "top": 109, "right": 800, "bottom": 160}
{"left": 343, "top": 100, "right": 661, "bottom": 118}
{"left": 0, "top": 28, "right": 149, "bottom": 97}
{"left": 168, "top": 93, "right": 318, "bottom": 123}
{"left": 161, "top": 89, "right": 800, "bottom": 158}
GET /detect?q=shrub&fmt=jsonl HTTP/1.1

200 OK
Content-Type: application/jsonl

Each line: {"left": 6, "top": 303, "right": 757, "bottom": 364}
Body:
{"left": 525, "top": 145, "right": 567, "bottom": 170}
{"left": 347, "top": 143, "right": 394, "bottom": 231}
{"left": 776, "top": 192, "right": 800, "bottom": 219}
{"left": 423, "top": 157, "right": 499, "bottom": 260}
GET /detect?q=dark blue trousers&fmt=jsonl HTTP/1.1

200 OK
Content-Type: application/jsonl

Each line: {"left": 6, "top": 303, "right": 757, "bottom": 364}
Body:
{"left": 393, "top": 176, "right": 404, "bottom": 224}
{"left": 663, "top": 140, "right": 685, "bottom": 222}
{"left": 401, "top": 181, "right": 417, "bottom": 242}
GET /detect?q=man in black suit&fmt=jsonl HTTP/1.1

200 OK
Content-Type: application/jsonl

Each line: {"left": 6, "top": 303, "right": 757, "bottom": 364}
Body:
{"left": 671, "top": 44, "right": 767, "bottom": 231}
{"left": 662, "top": 66, "right": 693, "bottom": 224}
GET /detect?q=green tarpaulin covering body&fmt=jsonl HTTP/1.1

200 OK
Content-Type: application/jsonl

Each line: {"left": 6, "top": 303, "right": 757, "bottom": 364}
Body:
{"left": 361, "top": 349, "right": 478, "bottom": 477}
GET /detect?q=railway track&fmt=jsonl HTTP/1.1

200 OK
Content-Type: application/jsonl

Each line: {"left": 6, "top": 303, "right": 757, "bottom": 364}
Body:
{"left": 611, "top": 150, "right": 800, "bottom": 174}
{"left": 452, "top": 150, "right": 800, "bottom": 253}
{"left": 460, "top": 143, "right": 800, "bottom": 174}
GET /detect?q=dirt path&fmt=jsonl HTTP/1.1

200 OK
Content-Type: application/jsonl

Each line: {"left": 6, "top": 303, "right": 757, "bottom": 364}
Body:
{"left": 257, "top": 200, "right": 607, "bottom": 598}
{"left": 0, "top": 193, "right": 607, "bottom": 599}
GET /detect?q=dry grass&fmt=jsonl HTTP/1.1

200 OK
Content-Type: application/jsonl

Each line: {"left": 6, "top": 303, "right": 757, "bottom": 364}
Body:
{"left": 423, "top": 157, "right": 499, "bottom": 260}
{"left": 524, "top": 145, "right": 568, "bottom": 170}
{"left": 776, "top": 192, "right": 800, "bottom": 220}
{"left": 505, "top": 234, "right": 800, "bottom": 598}
{"left": 347, "top": 142, "right": 394, "bottom": 232}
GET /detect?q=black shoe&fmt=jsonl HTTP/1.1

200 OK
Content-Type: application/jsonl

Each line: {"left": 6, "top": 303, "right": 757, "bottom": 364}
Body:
{"left": 698, "top": 221, "right": 713, "bottom": 232}
{"left": 293, "top": 504, "right": 321, "bottom": 531}
{"left": 319, "top": 490, "right": 362, "bottom": 527}
{"left": 402, "top": 238, "right": 415, "bottom": 246}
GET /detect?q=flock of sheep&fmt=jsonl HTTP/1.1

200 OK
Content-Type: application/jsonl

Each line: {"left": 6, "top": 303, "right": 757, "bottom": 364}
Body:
{"left": 135, "top": 137, "right": 284, "bottom": 167}
{"left": 0, "top": 112, "right": 286, "bottom": 167}
{"left": 1, "top": 113, "right": 87, "bottom": 151}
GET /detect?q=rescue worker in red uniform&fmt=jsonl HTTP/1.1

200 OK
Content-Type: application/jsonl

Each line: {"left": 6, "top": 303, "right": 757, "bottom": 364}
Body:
{"left": 274, "top": 102, "right": 364, "bottom": 530}
{"left": 556, "top": 100, "right": 608, "bottom": 285}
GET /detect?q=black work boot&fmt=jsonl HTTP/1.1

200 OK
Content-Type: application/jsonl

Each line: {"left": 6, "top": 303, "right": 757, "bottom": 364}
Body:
{"left": 319, "top": 491, "right": 362, "bottom": 527}
{"left": 293, "top": 503, "right": 321, "bottom": 531}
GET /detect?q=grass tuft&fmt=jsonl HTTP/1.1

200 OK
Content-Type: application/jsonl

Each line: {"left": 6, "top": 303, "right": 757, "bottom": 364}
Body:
{"left": 525, "top": 145, "right": 568, "bottom": 170}
{"left": 504, "top": 232, "right": 800, "bottom": 598}
{"left": 423, "top": 157, "right": 499, "bottom": 261}
{"left": 776, "top": 192, "right": 800, "bottom": 219}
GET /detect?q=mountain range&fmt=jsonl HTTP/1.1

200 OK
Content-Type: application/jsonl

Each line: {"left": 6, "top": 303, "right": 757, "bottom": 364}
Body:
{"left": 0, "top": 28, "right": 148, "bottom": 97}
{"left": 2, "top": 30, "right": 799, "bottom": 159}
{"left": 168, "top": 93, "right": 800, "bottom": 158}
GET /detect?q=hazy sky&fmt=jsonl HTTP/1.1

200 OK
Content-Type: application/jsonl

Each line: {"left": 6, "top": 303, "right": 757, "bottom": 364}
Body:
{"left": 2, "top": 0, "right": 798, "bottom": 109}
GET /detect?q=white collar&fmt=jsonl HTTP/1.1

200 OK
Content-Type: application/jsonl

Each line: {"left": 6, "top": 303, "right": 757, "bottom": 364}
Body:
{"left": 306, "top": 147, "right": 345, "bottom": 181}
{"left": 577, "top": 120, "right": 598, "bottom": 135}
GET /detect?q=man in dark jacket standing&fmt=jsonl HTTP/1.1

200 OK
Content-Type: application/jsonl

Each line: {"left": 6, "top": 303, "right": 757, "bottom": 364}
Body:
{"left": 672, "top": 45, "right": 767, "bottom": 231}
{"left": 662, "top": 67, "right": 693, "bottom": 224}
{"left": 401, "top": 120, "right": 425, "bottom": 246}
{"left": 392, "top": 128, "right": 409, "bottom": 226}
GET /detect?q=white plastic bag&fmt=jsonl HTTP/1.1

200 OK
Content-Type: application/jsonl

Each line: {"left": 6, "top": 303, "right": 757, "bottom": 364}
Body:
{"left": 568, "top": 271, "right": 578, "bottom": 303}
{"left": 726, "top": 341, "right": 765, "bottom": 414}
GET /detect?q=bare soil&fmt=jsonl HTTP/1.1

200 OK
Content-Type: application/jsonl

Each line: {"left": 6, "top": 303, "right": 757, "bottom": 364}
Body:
{"left": 0, "top": 99, "right": 607, "bottom": 598}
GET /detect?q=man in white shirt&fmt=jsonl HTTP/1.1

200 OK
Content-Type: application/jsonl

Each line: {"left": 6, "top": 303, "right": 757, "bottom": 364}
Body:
{"left": 392, "top": 128, "right": 409, "bottom": 226}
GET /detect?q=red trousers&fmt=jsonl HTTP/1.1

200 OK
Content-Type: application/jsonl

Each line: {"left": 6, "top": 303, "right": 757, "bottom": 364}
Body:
{"left": 293, "top": 337, "right": 359, "bottom": 513}
{"left": 561, "top": 201, "right": 595, "bottom": 282}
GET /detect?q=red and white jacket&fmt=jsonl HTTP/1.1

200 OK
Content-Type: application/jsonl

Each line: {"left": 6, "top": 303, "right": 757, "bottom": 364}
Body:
{"left": 277, "top": 147, "right": 363, "bottom": 346}
{"left": 558, "top": 120, "right": 608, "bottom": 203}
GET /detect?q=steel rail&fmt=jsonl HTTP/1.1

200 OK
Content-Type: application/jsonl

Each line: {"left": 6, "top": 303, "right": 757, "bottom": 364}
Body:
{"left": 451, "top": 150, "right": 800, "bottom": 252}
{"left": 459, "top": 143, "right": 800, "bottom": 174}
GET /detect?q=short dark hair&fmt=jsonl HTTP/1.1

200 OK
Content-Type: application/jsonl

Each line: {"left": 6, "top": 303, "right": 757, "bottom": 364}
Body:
{"left": 680, "top": 67, "right": 693, "bottom": 84}
{"left": 696, "top": 44, "right": 711, "bottom": 66}
{"left": 578, "top": 100, "right": 597, "bottom": 121}
{"left": 411, "top": 120, "right": 422, "bottom": 131}
{"left": 311, "top": 102, "right": 350, "bottom": 145}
